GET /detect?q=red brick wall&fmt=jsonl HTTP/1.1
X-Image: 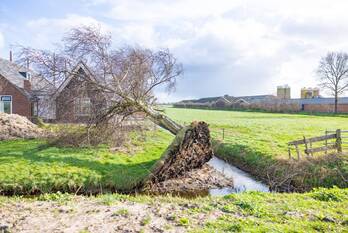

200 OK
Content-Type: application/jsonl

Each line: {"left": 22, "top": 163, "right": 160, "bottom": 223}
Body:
{"left": 303, "top": 104, "right": 348, "bottom": 113}
{"left": 24, "top": 80, "right": 31, "bottom": 91}
{"left": 0, "top": 76, "right": 32, "bottom": 118}
{"left": 55, "top": 73, "right": 106, "bottom": 123}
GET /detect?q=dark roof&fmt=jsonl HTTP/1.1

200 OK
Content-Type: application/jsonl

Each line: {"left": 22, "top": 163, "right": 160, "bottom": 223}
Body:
{"left": 293, "top": 97, "right": 348, "bottom": 105}
{"left": 235, "top": 95, "right": 276, "bottom": 101}
{"left": 0, "top": 58, "right": 28, "bottom": 89}
{"left": 179, "top": 94, "right": 276, "bottom": 104}
{"left": 0, "top": 58, "right": 55, "bottom": 98}
{"left": 180, "top": 96, "right": 221, "bottom": 104}
{"left": 53, "top": 61, "right": 94, "bottom": 99}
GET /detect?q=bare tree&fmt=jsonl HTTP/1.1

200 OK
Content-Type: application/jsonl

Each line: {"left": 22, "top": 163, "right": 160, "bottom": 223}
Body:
{"left": 317, "top": 52, "right": 348, "bottom": 113}
{"left": 17, "top": 25, "right": 183, "bottom": 134}
{"left": 16, "top": 25, "right": 214, "bottom": 188}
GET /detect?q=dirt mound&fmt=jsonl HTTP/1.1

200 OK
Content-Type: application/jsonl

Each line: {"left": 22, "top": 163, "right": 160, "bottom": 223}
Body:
{"left": 0, "top": 113, "right": 43, "bottom": 140}
{"left": 147, "top": 164, "right": 233, "bottom": 195}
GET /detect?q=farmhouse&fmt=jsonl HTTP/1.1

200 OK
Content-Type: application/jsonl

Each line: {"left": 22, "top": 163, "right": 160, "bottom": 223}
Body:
{"left": 0, "top": 57, "right": 108, "bottom": 122}
{"left": 0, "top": 57, "right": 55, "bottom": 120}
{"left": 53, "top": 62, "right": 107, "bottom": 123}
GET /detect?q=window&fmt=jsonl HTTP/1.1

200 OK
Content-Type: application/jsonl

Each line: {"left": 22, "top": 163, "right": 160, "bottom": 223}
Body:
{"left": 75, "top": 97, "right": 91, "bottom": 116}
{"left": 0, "top": 96, "right": 12, "bottom": 114}
{"left": 19, "top": 72, "right": 31, "bottom": 80}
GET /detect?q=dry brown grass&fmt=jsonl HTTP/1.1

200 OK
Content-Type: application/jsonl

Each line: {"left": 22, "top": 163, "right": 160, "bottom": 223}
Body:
{"left": 0, "top": 113, "right": 44, "bottom": 140}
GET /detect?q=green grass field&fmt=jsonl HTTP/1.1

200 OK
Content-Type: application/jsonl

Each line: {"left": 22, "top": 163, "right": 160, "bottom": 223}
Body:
{"left": 0, "top": 130, "right": 173, "bottom": 194}
{"left": 165, "top": 107, "right": 348, "bottom": 190}
{"left": 165, "top": 107, "right": 348, "bottom": 157}
{"left": 0, "top": 108, "right": 347, "bottom": 194}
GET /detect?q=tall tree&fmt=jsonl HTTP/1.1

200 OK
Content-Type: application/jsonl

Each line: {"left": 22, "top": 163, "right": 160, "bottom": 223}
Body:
{"left": 17, "top": 26, "right": 183, "bottom": 134}
{"left": 317, "top": 52, "right": 348, "bottom": 113}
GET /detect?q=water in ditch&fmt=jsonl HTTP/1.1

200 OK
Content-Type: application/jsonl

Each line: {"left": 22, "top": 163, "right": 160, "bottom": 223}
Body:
{"left": 207, "top": 156, "right": 270, "bottom": 196}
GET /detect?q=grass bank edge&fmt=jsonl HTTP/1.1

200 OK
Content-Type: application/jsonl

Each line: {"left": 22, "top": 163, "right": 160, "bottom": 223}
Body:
{"left": 0, "top": 130, "right": 173, "bottom": 195}
{"left": 213, "top": 139, "right": 348, "bottom": 192}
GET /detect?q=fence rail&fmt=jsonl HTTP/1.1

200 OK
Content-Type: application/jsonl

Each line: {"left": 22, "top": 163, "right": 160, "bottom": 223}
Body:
{"left": 192, "top": 124, "right": 346, "bottom": 161}
{"left": 287, "top": 129, "right": 343, "bottom": 160}
{"left": 288, "top": 133, "right": 337, "bottom": 146}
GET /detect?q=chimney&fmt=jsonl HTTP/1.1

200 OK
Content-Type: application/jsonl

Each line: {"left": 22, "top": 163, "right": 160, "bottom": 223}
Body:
{"left": 24, "top": 79, "right": 31, "bottom": 91}
{"left": 9, "top": 50, "right": 13, "bottom": 62}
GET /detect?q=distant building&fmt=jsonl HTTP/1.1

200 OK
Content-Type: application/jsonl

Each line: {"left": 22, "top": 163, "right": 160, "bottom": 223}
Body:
{"left": 277, "top": 85, "right": 291, "bottom": 99}
{"left": 173, "top": 85, "right": 348, "bottom": 113}
{"left": 301, "top": 87, "right": 319, "bottom": 99}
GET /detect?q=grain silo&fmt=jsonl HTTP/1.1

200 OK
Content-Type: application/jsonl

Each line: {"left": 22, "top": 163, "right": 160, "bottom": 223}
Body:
{"left": 277, "top": 85, "right": 291, "bottom": 99}
{"left": 301, "top": 87, "right": 320, "bottom": 99}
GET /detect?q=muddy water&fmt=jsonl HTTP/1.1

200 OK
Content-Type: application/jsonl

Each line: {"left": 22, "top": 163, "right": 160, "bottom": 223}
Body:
{"left": 207, "top": 157, "right": 270, "bottom": 196}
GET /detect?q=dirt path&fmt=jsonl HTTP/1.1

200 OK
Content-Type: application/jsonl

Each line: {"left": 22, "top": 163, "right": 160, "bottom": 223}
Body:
{"left": 0, "top": 195, "right": 222, "bottom": 233}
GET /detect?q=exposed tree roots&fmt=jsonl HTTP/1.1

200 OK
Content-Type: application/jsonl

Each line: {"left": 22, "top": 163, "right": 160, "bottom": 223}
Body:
{"left": 141, "top": 121, "right": 214, "bottom": 192}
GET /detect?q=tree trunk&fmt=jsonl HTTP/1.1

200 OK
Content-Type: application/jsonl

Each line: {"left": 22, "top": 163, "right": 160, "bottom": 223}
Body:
{"left": 334, "top": 93, "right": 338, "bottom": 114}
{"left": 111, "top": 97, "right": 214, "bottom": 191}
{"left": 140, "top": 121, "right": 214, "bottom": 191}
{"left": 119, "top": 95, "right": 183, "bottom": 135}
{"left": 142, "top": 106, "right": 183, "bottom": 135}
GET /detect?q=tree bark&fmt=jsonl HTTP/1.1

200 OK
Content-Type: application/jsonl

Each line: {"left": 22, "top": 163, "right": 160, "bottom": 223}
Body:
{"left": 142, "top": 106, "right": 183, "bottom": 135}
{"left": 121, "top": 96, "right": 183, "bottom": 135}
{"left": 140, "top": 121, "right": 214, "bottom": 191}
{"left": 335, "top": 92, "right": 338, "bottom": 114}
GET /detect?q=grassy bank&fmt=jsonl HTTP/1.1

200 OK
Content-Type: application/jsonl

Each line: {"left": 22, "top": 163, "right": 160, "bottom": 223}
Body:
{"left": 1, "top": 108, "right": 347, "bottom": 194}
{"left": 0, "top": 130, "right": 173, "bottom": 194}
{"left": 165, "top": 107, "right": 348, "bottom": 191}
{"left": 1, "top": 187, "right": 347, "bottom": 232}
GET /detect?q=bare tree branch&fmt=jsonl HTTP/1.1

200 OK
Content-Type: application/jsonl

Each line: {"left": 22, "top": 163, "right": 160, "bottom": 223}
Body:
{"left": 16, "top": 25, "right": 184, "bottom": 135}
{"left": 317, "top": 51, "right": 348, "bottom": 113}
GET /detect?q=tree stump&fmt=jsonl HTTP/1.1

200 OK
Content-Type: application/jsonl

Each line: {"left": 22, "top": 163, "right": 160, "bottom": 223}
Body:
{"left": 141, "top": 121, "right": 213, "bottom": 190}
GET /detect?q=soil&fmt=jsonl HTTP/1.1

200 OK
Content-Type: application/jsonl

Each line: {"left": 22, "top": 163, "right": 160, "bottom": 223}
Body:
{"left": 0, "top": 196, "right": 224, "bottom": 233}
{"left": 148, "top": 164, "right": 233, "bottom": 196}
{"left": 0, "top": 113, "right": 43, "bottom": 140}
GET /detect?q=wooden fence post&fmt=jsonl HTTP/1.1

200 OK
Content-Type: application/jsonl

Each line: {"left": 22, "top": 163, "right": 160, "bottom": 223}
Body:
{"left": 325, "top": 130, "right": 328, "bottom": 154}
{"left": 303, "top": 136, "right": 309, "bottom": 156}
{"left": 222, "top": 128, "right": 225, "bottom": 140}
{"left": 336, "top": 129, "right": 342, "bottom": 153}
{"left": 295, "top": 145, "right": 300, "bottom": 160}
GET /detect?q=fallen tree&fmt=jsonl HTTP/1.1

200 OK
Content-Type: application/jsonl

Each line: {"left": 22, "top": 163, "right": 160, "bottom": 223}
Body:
{"left": 18, "top": 25, "right": 214, "bottom": 191}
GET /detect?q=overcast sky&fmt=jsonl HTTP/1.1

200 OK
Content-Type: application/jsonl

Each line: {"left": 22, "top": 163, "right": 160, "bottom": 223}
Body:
{"left": 1, "top": 0, "right": 348, "bottom": 101}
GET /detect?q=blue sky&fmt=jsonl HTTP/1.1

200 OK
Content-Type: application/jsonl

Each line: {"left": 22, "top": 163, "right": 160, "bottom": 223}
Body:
{"left": 1, "top": 0, "right": 348, "bottom": 101}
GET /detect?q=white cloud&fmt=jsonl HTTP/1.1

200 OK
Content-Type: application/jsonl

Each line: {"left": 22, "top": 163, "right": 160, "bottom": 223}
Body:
{"left": 155, "top": 91, "right": 194, "bottom": 103}
{"left": 6, "top": 0, "right": 348, "bottom": 99}
{"left": 25, "top": 14, "right": 111, "bottom": 49}
{"left": 107, "top": 0, "right": 244, "bottom": 22}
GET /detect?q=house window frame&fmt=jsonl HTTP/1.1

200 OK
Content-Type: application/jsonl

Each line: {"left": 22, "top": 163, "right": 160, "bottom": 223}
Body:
{"left": 0, "top": 95, "right": 12, "bottom": 114}
{"left": 75, "top": 96, "right": 91, "bottom": 116}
